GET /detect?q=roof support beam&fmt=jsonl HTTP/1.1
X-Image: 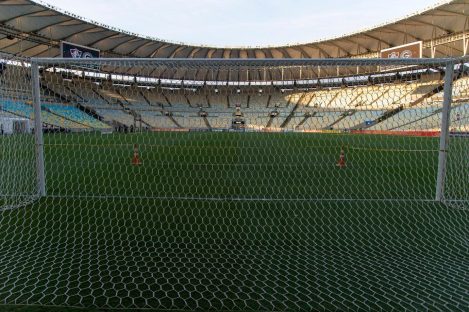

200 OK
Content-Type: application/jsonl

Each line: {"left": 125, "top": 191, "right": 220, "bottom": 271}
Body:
{"left": 318, "top": 42, "right": 350, "bottom": 57}
{"left": 0, "top": 38, "right": 27, "bottom": 50}
{"left": 375, "top": 25, "right": 422, "bottom": 43}
{"left": 127, "top": 41, "right": 158, "bottom": 56}
{"left": 55, "top": 24, "right": 98, "bottom": 41}
{"left": 307, "top": 45, "right": 333, "bottom": 58}
{"left": 359, "top": 33, "right": 393, "bottom": 48}
{"left": 404, "top": 20, "right": 452, "bottom": 34}
{"left": 150, "top": 44, "right": 172, "bottom": 58}
{"left": 15, "top": 43, "right": 50, "bottom": 56}
{"left": 188, "top": 47, "right": 201, "bottom": 58}
{"left": 107, "top": 38, "right": 145, "bottom": 53}
{"left": 204, "top": 48, "right": 215, "bottom": 58}
{"left": 263, "top": 49, "right": 274, "bottom": 58}
{"left": 169, "top": 45, "right": 188, "bottom": 58}
{"left": 14, "top": 16, "right": 76, "bottom": 37}
{"left": 276, "top": 48, "right": 291, "bottom": 58}
{"left": 339, "top": 38, "right": 371, "bottom": 55}
{"left": 72, "top": 32, "right": 121, "bottom": 48}
{"left": 434, "top": 8, "right": 469, "bottom": 17}
{"left": 0, "top": 8, "right": 50, "bottom": 23}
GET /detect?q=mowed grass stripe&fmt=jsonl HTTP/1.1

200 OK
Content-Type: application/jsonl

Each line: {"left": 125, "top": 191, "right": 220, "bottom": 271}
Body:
{"left": 0, "top": 131, "right": 468, "bottom": 311}
{"left": 44, "top": 132, "right": 439, "bottom": 200}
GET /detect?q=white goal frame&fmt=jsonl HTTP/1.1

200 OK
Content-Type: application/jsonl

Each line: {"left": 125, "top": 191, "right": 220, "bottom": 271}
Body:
{"left": 26, "top": 56, "right": 464, "bottom": 205}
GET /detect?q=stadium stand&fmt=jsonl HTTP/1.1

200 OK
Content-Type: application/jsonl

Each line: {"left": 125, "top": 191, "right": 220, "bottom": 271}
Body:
{"left": 1, "top": 100, "right": 88, "bottom": 129}
{"left": 209, "top": 94, "right": 230, "bottom": 108}
{"left": 230, "top": 94, "right": 249, "bottom": 108}
{"left": 249, "top": 93, "right": 269, "bottom": 108}
{"left": 138, "top": 110, "right": 178, "bottom": 128}
{"left": 43, "top": 104, "right": 111, "bottom": 129}
{"left": 397, "top": 103, "right": 469, "bottom": 131}
{"left": 116, "top": 87, "right": 152, "bottom": 109}
{"left": 1, "top": 66, "right": 464, "bottom": 132}
{"left": 175, "top": 114, "right": 207, "bottom": 129}
{"left": 38, "top": 75, "right": 446, "bottom": 131}
{"left": 190, "top": 94, "right": 210, "bottom": 108}
{"left": 97, "top": 84, "right": 129, "bottom": 106}
{"left": 332, "top": 110, "right": 386, "bottom": 129}
{"left": 0, "top": 110, "right": 18, "bottom": 118}
{"left": 69, "top": 80, "right": 111, "bottom": 107}
{"left": 298, "top": 111, "right": 342, "bottom": 130}
{"left": 139, "top": 89, "right": 169, "bottom": 107}
{"left": 207, "top": 113, "right": 233, "bottom": 129}
{"left": 369, "top": 106, "right": 440, "bottom": 130}
{"left": 94, "top": 108, "right": 136, "bottom": 127}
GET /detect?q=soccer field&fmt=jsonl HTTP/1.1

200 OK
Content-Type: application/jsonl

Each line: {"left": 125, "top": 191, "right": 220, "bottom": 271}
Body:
{"left": 0, "top": 132, "right": 468, "bottom": 311}
{"left": 45, "top": 132, "right": 443, "bottom": 200}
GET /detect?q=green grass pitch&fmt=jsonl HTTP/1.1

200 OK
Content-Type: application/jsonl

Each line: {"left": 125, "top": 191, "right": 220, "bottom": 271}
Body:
{"left": 0, "top": 131, "right": 468, "bottom": 311}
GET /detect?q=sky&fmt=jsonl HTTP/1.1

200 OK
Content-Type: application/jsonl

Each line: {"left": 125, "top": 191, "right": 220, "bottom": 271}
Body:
{"left": 41, "top": 0, "right": 445, "bottom": 47}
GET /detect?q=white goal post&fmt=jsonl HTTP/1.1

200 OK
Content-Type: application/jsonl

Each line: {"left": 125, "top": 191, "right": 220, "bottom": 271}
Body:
{"left": 32, "top": 57, "right": 468, "bottom": 203}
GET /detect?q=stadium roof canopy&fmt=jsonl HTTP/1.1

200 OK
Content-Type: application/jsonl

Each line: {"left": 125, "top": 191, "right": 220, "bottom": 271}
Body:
{"left": 0, "top": 0, "right": 468, "bottom": 60}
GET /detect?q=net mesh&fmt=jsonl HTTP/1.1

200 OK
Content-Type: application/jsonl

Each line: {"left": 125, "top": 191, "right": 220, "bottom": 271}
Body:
{"left": 0, "top": 55, "right": 37, "bottom": 211}
{"left": 0, "top": 55, "right": 468, "bottom": 310}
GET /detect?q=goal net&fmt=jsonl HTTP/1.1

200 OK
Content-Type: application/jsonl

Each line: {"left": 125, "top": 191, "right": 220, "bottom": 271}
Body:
{"left": 0, "top": 54, "right": 37, "bottom": 211}
{"left": 0, "top": 55, "right": 468, "bottom": 310}
{"left": 21, "top": 57, "right": 469, "bottom": 203}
